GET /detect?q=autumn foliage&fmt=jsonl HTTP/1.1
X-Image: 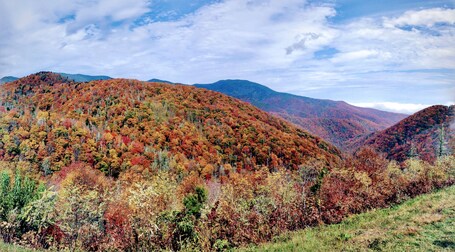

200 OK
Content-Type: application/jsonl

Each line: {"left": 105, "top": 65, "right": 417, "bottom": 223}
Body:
{"left": 0, "top": 73, "right": 453, "bottom": 251}
{"left": 0, "top": 72, "right": 340, "bottom": 178}
{"left": 361, "top": 105, "right": 454, "bottom": 163}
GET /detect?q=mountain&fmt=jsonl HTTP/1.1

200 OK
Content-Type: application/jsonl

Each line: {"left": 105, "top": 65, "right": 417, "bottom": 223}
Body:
{"left": 1, "top": 73, "right": 111, "bottom": 84}
{"left": 148, "top": 78, "right": 174, "bottom": 84}
{"left": 0, "top": 76, "right": 18, "bottom": 84}
{"left": 58, "top": 73, "right": 112, "bottom": 82}
{"left": 194, "top": 80, "right": 407, "bottom": 148}
{"left": 359, "top": 105, "right": 454, "bottom": 163}
{"left": 0, "top": 72, "right": 341, "bottom": 178}
{"left": 1, "top": 72, "right": 453, "bottom": 252}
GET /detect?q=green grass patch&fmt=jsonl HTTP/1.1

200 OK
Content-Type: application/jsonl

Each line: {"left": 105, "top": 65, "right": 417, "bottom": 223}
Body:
{"left": 240, "top": 186, "right": 455, "bottom": 252}
{"left": 0, "top": 241, "right": 37, "bottom": 252}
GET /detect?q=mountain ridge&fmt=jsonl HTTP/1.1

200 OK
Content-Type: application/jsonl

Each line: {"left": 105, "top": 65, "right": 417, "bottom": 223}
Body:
{"left": 58, "top": 73, "right": 112, "bottom": 82}
{"left": 195, "top": 79, "right": 407, "bottom": 148}
{"left": 0, "top": 72, "right": 341, "bottom": 177}
{"left": 0, "top": 73, "right": 112, "bottom": 84}
{"left": 148, "top": 78, "right": 175, "bottom": 84}
{"left": 1, "top": 73, "right": 409, "bottom": 149}
{"left": 358, "top": 105, "right": 454, "bottom": 162}
{"left": 0, "top": 76, "right": 19, "bottom": 84}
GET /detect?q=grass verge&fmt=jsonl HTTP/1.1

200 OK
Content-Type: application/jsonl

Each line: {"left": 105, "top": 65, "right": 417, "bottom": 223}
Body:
{"left": 0, "top": 241, "right": 39, "bottom": 252}
{"left": 240, "top": 186, "right": 455, "bottom": 252}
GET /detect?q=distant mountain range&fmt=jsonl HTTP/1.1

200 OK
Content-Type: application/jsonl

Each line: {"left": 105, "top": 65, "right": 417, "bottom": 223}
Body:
{"left": 2, "top": 72, "right": 450, "bottom": 163}
{"left": 1, "top": 74, "right": 413, "bottom": 150}
{"left": 0, "top": 76, "right": 18, "bottom": 84}
{"left": 58, "top": 73, "right": 112, "bottom": 82}
{"left": 0, "top": 73, "right": 111, "bottom": 84}
{"left": 359, "top": 105, "right": 454, "bottom": 162}
{"left": 148, "top": 78, "right": 175, "bottom": 84}
{"left": 194, "top": 80, "right": 407, "bottom": 149}
{"left": 3, "top": 74, "right": 178, "bottom": 84}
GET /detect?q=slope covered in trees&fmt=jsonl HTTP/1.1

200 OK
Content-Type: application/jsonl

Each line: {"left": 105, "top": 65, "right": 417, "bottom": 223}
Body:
{"left": 0, "top": 72, "right": 453, "bottom": 251}
{"left": 359, "top": 105, "right": 454, "bottom": 163}
{"left": 1, "top": 73, "right": 111, "bottom": 85}
{"left": 194, "top": 80, "right": 406, "bottom": 148}
{"left": 0, "top": 72, "right": 340, "bottom": 179}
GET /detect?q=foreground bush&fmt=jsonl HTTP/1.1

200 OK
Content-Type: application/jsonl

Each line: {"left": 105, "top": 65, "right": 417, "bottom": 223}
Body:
{"left": 0, "top": 153, "right": 454, "bottom": 251}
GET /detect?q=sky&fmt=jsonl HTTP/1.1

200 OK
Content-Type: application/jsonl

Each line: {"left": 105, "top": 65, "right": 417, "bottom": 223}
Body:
{"left": 0, "top": 0, "right": 454, "bottom": 114}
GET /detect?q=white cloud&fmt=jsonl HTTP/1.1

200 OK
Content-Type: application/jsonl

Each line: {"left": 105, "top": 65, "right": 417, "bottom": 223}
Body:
{"left": 384, "top": 8, "right": 455, "bottom": 27}
{"left": 330, "top": 49, "right": 380, "bottom": 63}
{"left": 328, "top": 11, "right": 455, "bottom": 71}
{"left": 0, "top": 1, "right": 453, "bottom": 107}
{"left": 66, "top": 0, "right": 150, "bottom": 34}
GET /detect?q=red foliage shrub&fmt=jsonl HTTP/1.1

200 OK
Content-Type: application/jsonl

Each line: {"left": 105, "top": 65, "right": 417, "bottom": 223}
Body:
{"left": 103, "top": 203, "right": 133, "bottom": 251}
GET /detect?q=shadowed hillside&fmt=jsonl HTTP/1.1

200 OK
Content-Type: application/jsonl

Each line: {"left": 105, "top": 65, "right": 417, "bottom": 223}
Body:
{"left": 195, "top": 80, "right": 406, "bottom": 148}
{"left": 359, "top": 105, "right": 454, "bottom": 163}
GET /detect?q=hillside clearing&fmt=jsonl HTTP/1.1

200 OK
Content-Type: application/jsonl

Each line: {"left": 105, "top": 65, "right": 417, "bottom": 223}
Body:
{"left": 240, "top": 185, "right": 455, "bottom": 252}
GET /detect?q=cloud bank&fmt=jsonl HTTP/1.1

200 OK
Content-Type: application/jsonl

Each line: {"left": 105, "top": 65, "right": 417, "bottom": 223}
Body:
{"left": 0, "top": 0, "right": 454, "bottom": 113}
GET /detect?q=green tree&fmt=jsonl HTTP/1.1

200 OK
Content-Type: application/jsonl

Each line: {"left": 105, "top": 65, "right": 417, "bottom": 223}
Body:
{"left": 169, "top": 186, "right": 207, "bottom": 251}
{"left": 57, "top": 185, "right": 106, "bottom": 251}
{"left": 0, "top": 171, "right": 39, "bottom": 221}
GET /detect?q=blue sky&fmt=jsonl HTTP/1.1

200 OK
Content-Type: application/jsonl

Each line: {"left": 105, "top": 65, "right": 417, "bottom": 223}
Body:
{"left": 0, "top": 0, "right": 454, "bottom": 113}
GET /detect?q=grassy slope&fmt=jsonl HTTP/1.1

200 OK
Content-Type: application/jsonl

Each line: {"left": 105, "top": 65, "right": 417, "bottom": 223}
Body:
{"left": 0, "top": 242, "right": 36, "bottom": 252}
{"left": 240, "top": 186, "right": 455, "bottom": 252}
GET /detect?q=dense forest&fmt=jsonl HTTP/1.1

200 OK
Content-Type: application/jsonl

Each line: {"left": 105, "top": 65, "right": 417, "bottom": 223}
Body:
{"left": 194, "top": 80, "right": 406, "bottom": 148}
{"left": 0, "top": 72, "right": 453, "bottom": 251}
{"left": 361, "top": 105, "right": 454, "bottom": 163}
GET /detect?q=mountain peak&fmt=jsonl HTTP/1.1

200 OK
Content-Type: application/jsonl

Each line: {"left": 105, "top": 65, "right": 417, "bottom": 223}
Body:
{"left": 195, "top": 79, "right": 277, "bottom": 99}
{"left": 0, "top": 74, "right": 341, "bottom": 173}
{"left": 27, "top": 71, "right": 73, "bottom": 85}
{"left": 1, "top": 72, "right": 112, "bottom": 85}
{"left": 148, "top": 78, "right": 174, "bottom": 84}
{"left": 193, "top": 79, "right": 407, "bottom": 148}
{"left": 0, "top": 76, "right": 19, "bottom": 84}
{"left": 200, "top": 79, "right": 273, "bottom": 90}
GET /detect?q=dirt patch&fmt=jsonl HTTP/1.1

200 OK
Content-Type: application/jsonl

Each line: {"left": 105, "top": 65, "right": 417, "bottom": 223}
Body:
{"left": 412, "top": 213, "right": 444, "bottom": 224}
{"left": 393, "top": 225, "right": 421, "bottom": 236}
{"left": 352, "top": 228, "right": 385, "bottom": 244}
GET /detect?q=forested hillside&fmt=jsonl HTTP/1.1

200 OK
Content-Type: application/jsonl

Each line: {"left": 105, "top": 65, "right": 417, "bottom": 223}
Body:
{"left": 195, "top": 80, "right": 406, "bottom": 148}
{"left": 0, "top": 72, "right": 340, "bottom": 178}
{"left": 360, "top": 105, "right": 454, "bottom": 163}
{"left": 0, "top": 73, "right": 453, "bottom": 251}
